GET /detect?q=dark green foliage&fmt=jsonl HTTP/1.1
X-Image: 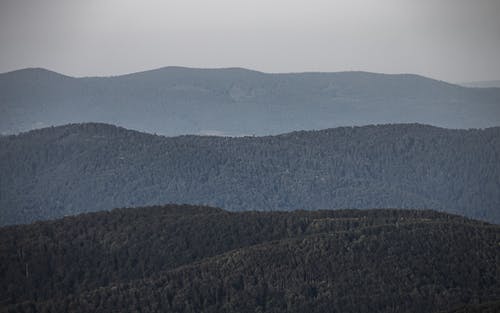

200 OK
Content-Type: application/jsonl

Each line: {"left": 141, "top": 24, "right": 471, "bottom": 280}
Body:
{"left": 438, "top": 301, "right": 500, "bottom": 313}
{"left": 0, "top": 205, "right": 498, "bottom": 313}
{"left": 1, "top": 123, "right": 500, "bottom": 225}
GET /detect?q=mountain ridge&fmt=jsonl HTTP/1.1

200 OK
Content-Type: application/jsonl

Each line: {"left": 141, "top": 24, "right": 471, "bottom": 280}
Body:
{"left": 0, "top": 66, "right": 461, "bottom": 83}
{"left": 1, "top": 205, "right": 498, "bottom": 313}
{"left": 1, "top": 122, "right": 499, "bottom": 225}
{"left": 2, "top": 66, "right": 499, "bottom": 136}
{"left": 10, "top": 121, "right": 494, "bottom": 140}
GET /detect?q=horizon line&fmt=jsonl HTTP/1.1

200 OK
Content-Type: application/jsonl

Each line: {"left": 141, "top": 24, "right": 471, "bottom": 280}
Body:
{"left": 7, "top": 121, "right": 498, "bottom": 140}
{"left": 0, "top": 65, "right": 457, "bottom": 84}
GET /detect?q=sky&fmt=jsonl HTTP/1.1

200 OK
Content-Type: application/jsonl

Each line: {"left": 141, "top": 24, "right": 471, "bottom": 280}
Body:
{"left": 0, "top": 0, "right": 499, "bottom": 82}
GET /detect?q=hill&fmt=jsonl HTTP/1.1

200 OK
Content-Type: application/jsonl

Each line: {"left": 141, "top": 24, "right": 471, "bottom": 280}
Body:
{"left": 1, "top": 67, "right": 500, "bottom": 136}
{"left": 0, "top": 205, "right": 498, "bottom": 312}
{"left": 1, "top": 123, "right": 499, "bottom": 225}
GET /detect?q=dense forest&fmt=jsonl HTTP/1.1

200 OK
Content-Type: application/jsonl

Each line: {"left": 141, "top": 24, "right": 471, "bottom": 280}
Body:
{"left": 1, "top": 67, "right": 500, "bottom": 136}
{"left": 0, "top": 205, "right": 498, "bottom": 312}
{"left": 438, "top": 301, "right": 500, "bottom": 313}
{"left": 1, "top": 123, "right": 499, "bottom": 225}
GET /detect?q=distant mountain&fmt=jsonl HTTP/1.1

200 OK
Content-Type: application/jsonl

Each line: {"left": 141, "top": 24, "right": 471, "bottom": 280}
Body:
{"left": 460, "top": 80, "right": 500, "bottom": 88}
{"left": 1, "top": 67, "right": 500, "bottom": 136}
{"left": 1, "top": 205, "right": 498, "bottom": 313}
{"left": 1, "top": 123, "right": 499, "bottom": 225}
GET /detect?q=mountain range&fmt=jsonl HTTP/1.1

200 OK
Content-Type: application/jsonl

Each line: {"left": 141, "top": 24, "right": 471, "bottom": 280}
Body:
{"left": 1, "top": 66, "right": 500, "bottom": 313}
{"left": 1, "top": 67, "right": 500, "bottom": 136}
{"left": 1, "top": 204, "right": 498, "bottom": 313}
{"left": 1, "top": 123, "right": 499, "bottom": 226}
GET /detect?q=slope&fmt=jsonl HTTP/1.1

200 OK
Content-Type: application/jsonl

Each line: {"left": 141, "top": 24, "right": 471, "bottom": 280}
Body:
{"left": 1, "top": 67, "right": 500, "bottom": 135}
{"left": 1, "top": 123, "right": 500, "bottom": 225}
{"left": 0, "top": 205, "right": 498, "bottom": 313}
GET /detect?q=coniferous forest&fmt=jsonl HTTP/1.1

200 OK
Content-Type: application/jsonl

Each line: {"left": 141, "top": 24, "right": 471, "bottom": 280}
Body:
{"left": 1, "top": 123, "right": 499, "bottom": 225}
{"left": 1, "top": 205, "right": 499, "bottom": 313}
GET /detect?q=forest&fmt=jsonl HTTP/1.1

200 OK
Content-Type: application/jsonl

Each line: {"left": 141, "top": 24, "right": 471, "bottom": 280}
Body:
{"left": 2, "top": 3, "right": 500, "bottom": 313}
{"left": 0, "top": 205, "right": 498, "bottom": 312}
{"left": 1, "top": 122, "right": 500, "bottom": 225}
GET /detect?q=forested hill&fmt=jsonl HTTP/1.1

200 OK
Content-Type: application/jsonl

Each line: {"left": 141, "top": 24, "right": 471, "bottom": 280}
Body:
{"left": 439, "top": 301, "right": 500, "bottom": 313}
{"left": 1, "top": 123, "right": 499, "bottom": 225}
{"left": 1, "top": 67, "right": 500, "bottom": 136}
{"left": 0, "top": 205, "right": 498, "bottom": 313}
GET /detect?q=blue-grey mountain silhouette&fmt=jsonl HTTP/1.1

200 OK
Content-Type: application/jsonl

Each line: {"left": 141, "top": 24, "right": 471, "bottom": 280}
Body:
{"left": 1, "top": 67, "right": 499, "bottom": 136}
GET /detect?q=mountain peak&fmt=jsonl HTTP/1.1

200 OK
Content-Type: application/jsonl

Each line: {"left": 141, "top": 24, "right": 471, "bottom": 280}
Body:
{"left": 0, "top": 67, "right": 72, "bottom": 80}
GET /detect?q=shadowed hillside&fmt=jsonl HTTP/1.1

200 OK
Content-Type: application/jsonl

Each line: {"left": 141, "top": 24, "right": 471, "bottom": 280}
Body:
{"left": 439, "top": 301, "right": 500, "bottom": 313}
{"left": 0, "top": 205, "right": 498, "bottom": 313}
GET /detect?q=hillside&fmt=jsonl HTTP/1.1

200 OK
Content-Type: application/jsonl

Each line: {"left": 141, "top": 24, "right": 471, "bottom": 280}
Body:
{"left": 439, "top": 301, "right": 500, "bottom": 313}
{"left": 0, "top": 205, "right": 498, "bottom": 313}
{"left": 1, "top": 67, "right": 500, "bottom": 136}
{"left": 1, "top": 123, "right": 500, "bottom": 225}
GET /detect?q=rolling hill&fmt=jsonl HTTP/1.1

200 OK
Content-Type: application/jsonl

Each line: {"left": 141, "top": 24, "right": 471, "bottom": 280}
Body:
{"left": 1, "top": 123, "right": 499, "bottom": 225}
{"left": 1, "top": 67, "right": 500, "bottom": 136}
{"left": 1, "top": 205, "right": 498, "bottom": 313}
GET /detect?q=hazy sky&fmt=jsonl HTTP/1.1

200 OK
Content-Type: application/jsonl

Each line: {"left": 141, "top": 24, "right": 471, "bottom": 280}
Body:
{"left": 0, "top": 0, "right": 499, "bottom": 82}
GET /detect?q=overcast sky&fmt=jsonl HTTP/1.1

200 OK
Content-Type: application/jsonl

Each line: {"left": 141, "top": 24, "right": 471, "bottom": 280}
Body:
{"left": 0, "top": 0, "right": 499, "bottom": 82}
